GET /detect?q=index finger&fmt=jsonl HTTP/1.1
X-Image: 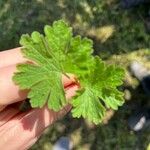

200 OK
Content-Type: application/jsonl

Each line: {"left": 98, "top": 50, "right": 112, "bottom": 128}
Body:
{"left": 0, "top": 64, "right": 77, "bottom": 106}
{"left": 0, "top": 47, "right": 26, "bottom": 68}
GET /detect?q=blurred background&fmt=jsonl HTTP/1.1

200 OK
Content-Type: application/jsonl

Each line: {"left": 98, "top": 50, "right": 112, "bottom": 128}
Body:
{"left": 0, "top": 0, "right": 150, "bottom": 149}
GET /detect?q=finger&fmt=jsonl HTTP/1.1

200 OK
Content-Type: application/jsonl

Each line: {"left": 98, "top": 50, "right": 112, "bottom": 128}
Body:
{"left": 0, "top": 65, "right": 27, "bottom": 106}
{"left": 0, "top": 65, "right": 77, "bottom": 106}
{"left": 0, "top": 85, "right": 77, "bottom": 134}
{"left": 0, "top": 85, "right": 78, "bottom": 150}
{"left": 0, "top": 105, "right": 21, "bottom": 127}
{"left": 0, "top": 105, "right": 6, "bottom": 112}
{"left": 0, "top": 47, "right": 26, "bottom": 68}
{"left": 0, "top": 102, "right": 23, "bottom": 126}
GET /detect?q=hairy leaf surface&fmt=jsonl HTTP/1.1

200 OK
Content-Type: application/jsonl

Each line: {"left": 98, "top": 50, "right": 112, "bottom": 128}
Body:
{"left": 13, "top": 20, "right": 124, "bottom": 124}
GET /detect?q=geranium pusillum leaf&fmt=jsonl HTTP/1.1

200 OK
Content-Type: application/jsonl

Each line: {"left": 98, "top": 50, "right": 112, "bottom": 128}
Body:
{"left": 13, "top": 20, "right": 125, "bottom": 124}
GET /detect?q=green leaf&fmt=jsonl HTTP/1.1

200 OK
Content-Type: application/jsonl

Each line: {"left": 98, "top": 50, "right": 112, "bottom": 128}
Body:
{"left": 13, "top": 63, "right": 66, "bottom": 111}
{"left": 13, "top": 19, "right": 125, "bottom": 124}
{"left": 44, "top": 20, "right": 72, "bottom": 54}
{"left": 71, "top": 57, "right": 124, "bottom": 124}
{"left": 101, "top": 88, "right": 124, "bottom": 110}
{"left": 72, "top": 88, "right": 106, "bottom": 124}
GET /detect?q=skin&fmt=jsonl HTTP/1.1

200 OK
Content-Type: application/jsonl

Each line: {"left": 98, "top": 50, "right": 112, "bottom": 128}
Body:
{"left": 0, "top": 48, "right": 79, "bottom": 150}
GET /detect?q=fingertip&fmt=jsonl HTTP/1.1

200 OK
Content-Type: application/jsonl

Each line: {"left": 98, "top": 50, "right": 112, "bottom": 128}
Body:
{"left": 0, "top": 47, "right": 26, "bottom": 68}
{"left": 0, "top": 65, "right": 27, "bottom": 105}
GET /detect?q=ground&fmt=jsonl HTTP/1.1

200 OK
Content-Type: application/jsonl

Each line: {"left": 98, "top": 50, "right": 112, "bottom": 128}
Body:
{"left": 0, "top": 0, "right": 150, "bottom": 149}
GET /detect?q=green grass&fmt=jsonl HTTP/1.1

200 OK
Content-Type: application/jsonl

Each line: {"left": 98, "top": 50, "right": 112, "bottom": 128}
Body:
{"left": 0, "top": 0, "right": 150, "bottom": 149}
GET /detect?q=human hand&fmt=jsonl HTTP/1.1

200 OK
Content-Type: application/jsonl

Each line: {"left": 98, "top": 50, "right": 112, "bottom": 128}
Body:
{"left": 0, "top": 48, "right": 79, "bottom": 150}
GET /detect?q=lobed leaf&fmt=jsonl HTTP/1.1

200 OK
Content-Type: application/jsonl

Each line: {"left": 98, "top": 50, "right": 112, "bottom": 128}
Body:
{"left": 13, "top": 20, "right": 125, "bottom": 124}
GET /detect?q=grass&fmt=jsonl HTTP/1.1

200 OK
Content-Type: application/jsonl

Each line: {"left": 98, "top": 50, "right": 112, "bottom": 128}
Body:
{"left": 0, "top": 0, "right": 150, "bottom": 149}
